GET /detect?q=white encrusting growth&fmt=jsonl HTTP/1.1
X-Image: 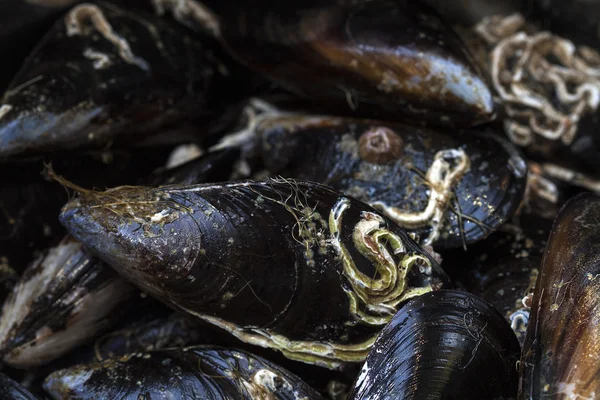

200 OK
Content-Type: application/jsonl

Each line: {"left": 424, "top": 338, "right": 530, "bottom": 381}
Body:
{"left": 165, "top": 144, "right": 204, "bottom": 169}
{"left": 355, "top": 361, "right": 371, "bottom": 388}
{"left": 0, "top": 104, "right": 12, "bottom": 121}
{"left": 557, "top": 382, "right": 596, "bottom": 400}
{"left": 150, "top": 209, "right": 171, "bottom": 223}
{"left": 82, "top": 48, "right": 112, "bottom": 69}
{"left": 543, "top": 163, "right": 600, "bottom": 194}
{"left": 209, "top": 98, "right": 294, "bottom": 152}
{"left": 65, "top": 4, "right": 150, "bottom": 71}
{"left": 241, "top": 369, "right": 308, "bottom": 400}
{"left": 370, "top": 148, "right": 470, "bottom": 245}
{"left": 151, "top": 0, "right": 220, "bottom": 37}
{"left": 476, "top": 14, "right": 600, "bottom": 147}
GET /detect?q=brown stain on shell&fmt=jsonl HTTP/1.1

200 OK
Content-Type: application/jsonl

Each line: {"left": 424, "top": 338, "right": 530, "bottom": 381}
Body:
{"left": 358, "top": 126, "right": 404, "bottom": 165}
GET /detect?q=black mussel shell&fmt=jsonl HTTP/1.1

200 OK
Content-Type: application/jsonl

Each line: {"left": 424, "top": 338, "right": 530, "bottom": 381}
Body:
{"left": 43, "top": 346, "right": 323, "bottom": 399}
{"left": 146, "top": 147, "right": 241, "bottom": 186}
{"left": 0, "top": 149, "right": 235, "bottom": 368}
{"left": 442, "top": 213, "right": 552, "bottom": 345}
{"left": 470, "top": 13, "right": 600, "bottom": 177}
{"left": 0, "top": 236, "right": 136, "bottom": 369}
{"left": 349, "top": 289, "right": 520, "bottom": 400}
{"left": 519, "top": 193, "right": 600, "bottom": 399}
{"left": 0, "top": 372, "right": 38, "bottom": 400}
{"left": 91, "top": 312, "right": 206, "bottom": 361}
{"left": 0, "top": 2, "right": 242, "bottom": 159}
{"left": 259, "top": 114, "right": 527, "bottom": 249}
{"left": 215, "top": 0, "right": 494, "bottom": 126}
{"left": 0, "top": 148, "right": 172, "bottom": 275}
{"left": 59, "top": 178, "right": 448, "bottom": 368}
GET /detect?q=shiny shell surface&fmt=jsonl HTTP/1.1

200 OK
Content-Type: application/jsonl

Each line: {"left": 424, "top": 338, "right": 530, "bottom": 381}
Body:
{"left": 59, "top": 178, "right": 448, "bottom": 368}
{"left": 218, "top": 0, "right": 494, "bottom": 126}
{"left": 259, "top": 114, "right": 527, "bottom": 249}
{"left": 43, "top": 346, "right": 324, "bottom": 400}
{"left": 519, "top": 193, "right": 600, "bottom": 399}
{"left": 349, "top": 289, "right": 520, "bottom": 400}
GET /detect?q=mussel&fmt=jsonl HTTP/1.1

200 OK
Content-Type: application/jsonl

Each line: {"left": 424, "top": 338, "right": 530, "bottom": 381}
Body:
{"left": 0, "top": 236, "right": 136, "bottom": 369}
{"left": 58, "top": 178, "right": 448, "bottom": 368}
{"left": 519, "top": 193, "right": 600, "bottom": 399}
{"left": 258, "top": 114, "right": 527, "bottom": 249}
{"left": 0, "top": 149, "right": 242, "bottom": 368}
{"left": 0, "top": 372, "right": 38, "bottom": 400}
{"left": 348, "top": 289, "right": 521, "bottom": 399}
{"left": 197, "top": 0, "right": 494, "bottom": 126}
{"left": 90, "top": 312, "right": 206, "bottom": 361}
{"left": 0, "top": 2, "right": 245, "bottom": 159}
{"left": 442, "top": 213, "right": 552, "bottom": 345}
{"left": 43, "top": 346, "right": 323, "bottom": 399}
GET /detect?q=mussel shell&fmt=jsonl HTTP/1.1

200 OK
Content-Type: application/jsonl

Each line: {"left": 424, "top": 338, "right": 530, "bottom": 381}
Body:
{"left": 59, "top": 178, "right": 448, "bottom": 368}
{"left": 519, "top": 193, "right": 600, "bottom": 399}
{"left": 217, "top": 0, "right": 494, "bottom": 126}
{"left": 43, "top": 346, "right": 323, "bottom": 399}
{"left": 0, "top": 236, "right": 136, "bottom": 369}
{"left": 0, "top": 372, "right": 38, "bottom": 400}
{"left": 91, "top": 312, "right": 206, "bottom": 361}
{"left": 259, "top": 114, "right": 527, "bottom": 249}
{"left": 0, "top": 149, "right": 233, "bottom": 368}
{"left": 441, "top": 213, "right": 552, "bottom": 344}
{"left": 0, "top": 2, "right": 240, "bottom": 159}
{"left": 349, "top": 289, "right": 520, "bottom": 400}
{"left": 0, "top": 149, "right": 173, "bottom": 275}
{"left": 146, "top": 147, "right": 241, "bottom": 186}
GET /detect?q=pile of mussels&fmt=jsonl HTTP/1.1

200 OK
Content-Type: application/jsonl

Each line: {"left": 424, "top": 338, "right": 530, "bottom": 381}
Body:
{"left": 2, "top": 0, "right": 600, "bottom": 399}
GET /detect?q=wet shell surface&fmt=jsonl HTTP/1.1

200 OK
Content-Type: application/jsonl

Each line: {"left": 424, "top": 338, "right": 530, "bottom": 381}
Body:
{"left": 0, "top": 2, "right": 237, "bottom": 159}
{"left": 216, "top": 0, "right": 494, "bottom": 126}
{"left": 259, "top": 114, "right": 527, "bottom": 249}
{"left": 348, "top": 289, "right": 521, "bottom": 400}
{"left": 442, "top": 213, "right": 552, "bottom": 345}
{"left": 519, "top": 193, "right": 600, "bottom": 399}
{"left": 43, "top": 346, "right": 324, "bottom": 400}
{"left": 58, "top": 178, "right": 448, "bottom": 368}
{"left": 0, "top": 372, "right": 38, "bottom": 400}
{"left": 0, "top": 236, "right": 135, "bottom": 369}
